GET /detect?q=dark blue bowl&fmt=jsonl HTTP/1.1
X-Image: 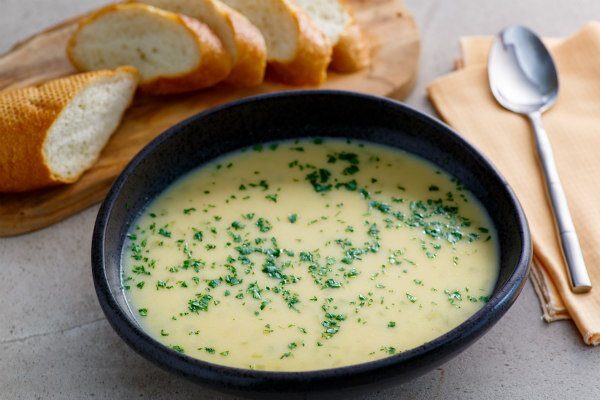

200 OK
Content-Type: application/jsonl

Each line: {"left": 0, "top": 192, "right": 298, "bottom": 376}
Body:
{"left": 92, "top": 90, "right": 531, "bottom": 396}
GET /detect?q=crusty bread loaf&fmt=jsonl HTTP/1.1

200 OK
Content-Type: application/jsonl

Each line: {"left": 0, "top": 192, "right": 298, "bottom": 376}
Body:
{"left": 294, "top": 0, "right": 370, "bottom": 72}
{"left": 220, "top": 0, "right": 332, "bottom": 85}
{"left": 135, "top": 0, "right": 266, "bottom": 87}
{"left": 0, "top": 67, "right": 138, "bottom": 193}
{"left": 68, "top": 3, "right": 231, "bottom": 95}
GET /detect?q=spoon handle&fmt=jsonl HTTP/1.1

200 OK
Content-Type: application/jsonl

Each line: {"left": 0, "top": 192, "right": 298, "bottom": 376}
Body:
{"left": 528, "top": 111, "right": 592, "bottom": 293}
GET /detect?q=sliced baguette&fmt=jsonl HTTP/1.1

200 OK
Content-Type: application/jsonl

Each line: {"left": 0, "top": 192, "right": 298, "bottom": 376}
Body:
{"left": 294, "top": 0, "right": 370, "bottom": 72}
{"left": 135, "top": 0, "right": 266, "bottom": 87}
{"left": 0, "top": 67, "right": 138, "bottom": 193}
{"left": 220, "top": 0, "right": 332, "bottom": 85}
{"left": 68, "top": 3, "right": 231, "bottom": 95}
{"left": 330, "top": 19, "right": 370, "bottom": 72}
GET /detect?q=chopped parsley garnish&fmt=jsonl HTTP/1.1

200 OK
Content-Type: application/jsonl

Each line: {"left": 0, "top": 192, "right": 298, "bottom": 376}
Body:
{"left": 444, "top": 289, "right": 463, "bottom": 306}
{"left": 193, "top": 230, "right": 203, "bottom": 241}
{"left": 262, "top": 261, "right": 286, "bottom": 280}
{"left": 207, "top": 278, "right": 221, "bottom": 288}
{"left": 324, "top": 278, "right": 342, "bottom": 289}
{"left": 231, "top": 220, "right": 245, "bottom": 230}
{"left": 132, "top": 265, "right": 150, "bottom": 275}
{"left": 343, "top": 165, "right": 359, "bottom": 175}
{"left": 256, "top": 218, "right": 272, "bottom": 232}
{"left": 406, "top": 293, "right": 417, "bottom": 303}
{"left": 265, "top": 194, "right": 278, "bottom": 202}
{"left": 158, "top": 228, "right": 171, "bottom": 238}
{"left": 225, "top": 275, "right": 242, "bottom": 286}
{"left": 188, "top": 294, "right": 213, "bottom": 313}
{"left": 336, "top": 152, "right": 359, "bottom": 164}
{"left": 322, "top": 311, "right": 346, "bottom": 338}
{"left": 171, "top": 345, "right": 184, "bottom": 353}
{"left": 306, "top": 169, "right": 333, "bottom": 193}
{"left": 369, "top": 200, "right": 391, "bottom": 214}
{"left": 335, "top": 180, "right": 357, "bottom": 191}
{"left": 367, "top": 224, "right": 380, "bottom": 238}
{"left": 247, "top": 282, "right": 262, "bottom": 299}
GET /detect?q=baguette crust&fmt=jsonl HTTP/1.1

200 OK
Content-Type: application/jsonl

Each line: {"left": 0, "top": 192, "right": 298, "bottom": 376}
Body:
{"left": 0, "top": 67, "right": 138, "bottom": 193}
{"left": 142, "top": 13, "right": 232, "bottom": 94}
{"left": 219, "top": 2, "right": 267, "bottom": 86}
{"left": 268, "top": 0, "right": 332, "bottom": 86}
{"left": 67, "top": 3, "right": 231, "bottom": 95}
{"left": 330, "top": 20, "right": 370, "bottom": 72}
{"left": 330, "top": 2, "right": 370, "bottom": 73}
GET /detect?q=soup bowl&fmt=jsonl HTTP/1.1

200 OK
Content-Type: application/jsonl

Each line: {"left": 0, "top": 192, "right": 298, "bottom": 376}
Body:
{"left": 91, "top": 90, "right": 531, "bottom": 395}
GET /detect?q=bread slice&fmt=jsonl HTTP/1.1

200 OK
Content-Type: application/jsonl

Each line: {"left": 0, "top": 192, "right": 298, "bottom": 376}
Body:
{"left": 135, "top": 0, "right": 266, "bottom": 87}
{"left": 68, "top": 3, "right": 231, "bottom": 95}
{"left": 330, "top": 20, "right": 370, "bottom": 72}
{"left": 220, "top": 0, "right": 332, "bottom": 85}
{"left": 294, "top": 0, "right": 370, "bottom": 72}
{"left": 0, "top": 67, "right": 138, "bottom": 193}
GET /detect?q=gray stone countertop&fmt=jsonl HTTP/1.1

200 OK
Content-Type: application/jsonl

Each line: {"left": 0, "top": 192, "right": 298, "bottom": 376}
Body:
{"left": 1, "top": 0, "right": 599, "bottom": 398}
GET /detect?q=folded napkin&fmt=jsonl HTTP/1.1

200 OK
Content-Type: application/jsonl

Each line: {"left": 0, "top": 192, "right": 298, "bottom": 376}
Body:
{"left": 428, "top": 22, "right": 600, "bottom": 345}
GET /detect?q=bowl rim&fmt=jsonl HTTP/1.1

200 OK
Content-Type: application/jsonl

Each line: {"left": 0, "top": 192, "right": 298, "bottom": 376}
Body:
{"left": 92, "top": 89, "right": 531, "bottom": 389}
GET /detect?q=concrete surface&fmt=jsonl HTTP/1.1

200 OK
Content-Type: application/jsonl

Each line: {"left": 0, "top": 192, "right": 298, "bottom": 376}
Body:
{"left": 1, "top": 0, "right": 600, "bottom": 398}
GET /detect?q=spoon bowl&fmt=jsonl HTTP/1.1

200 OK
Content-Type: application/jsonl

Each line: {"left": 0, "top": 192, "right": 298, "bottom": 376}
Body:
{"left": 488, "top": 25, "right": 559, "bottom": 114}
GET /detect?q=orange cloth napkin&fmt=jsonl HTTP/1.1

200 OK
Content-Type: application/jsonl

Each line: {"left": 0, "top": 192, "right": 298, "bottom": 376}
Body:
{"left": 427, "top": 22, "right": 600, "bottom": 345}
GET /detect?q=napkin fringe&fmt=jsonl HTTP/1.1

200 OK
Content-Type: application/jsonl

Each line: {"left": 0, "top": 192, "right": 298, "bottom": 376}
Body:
{"left": 530, "top": 259, "right": 570, "bottom": 322}
{"left": 584, "top": 332, "right": 600, "bottom": 346}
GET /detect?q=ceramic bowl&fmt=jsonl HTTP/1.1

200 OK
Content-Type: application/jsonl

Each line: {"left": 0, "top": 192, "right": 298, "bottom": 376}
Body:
{"left": 92, "top": 90, "right": 531, "bottom": 396}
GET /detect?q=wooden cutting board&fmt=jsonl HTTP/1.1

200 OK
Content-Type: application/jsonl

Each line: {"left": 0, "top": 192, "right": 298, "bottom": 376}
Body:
{"left": 0, "top": 0, "right": 420, "bottom": 237}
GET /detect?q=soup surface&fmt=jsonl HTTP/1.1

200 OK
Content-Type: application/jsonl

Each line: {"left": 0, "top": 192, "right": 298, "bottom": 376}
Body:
{"left": 122, "top": 138, "right": 499, "bottom": 371}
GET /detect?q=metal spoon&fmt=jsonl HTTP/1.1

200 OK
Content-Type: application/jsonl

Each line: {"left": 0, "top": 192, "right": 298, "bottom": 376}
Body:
{"left": 488, "top": 25, "right": 591, "bottom": 293}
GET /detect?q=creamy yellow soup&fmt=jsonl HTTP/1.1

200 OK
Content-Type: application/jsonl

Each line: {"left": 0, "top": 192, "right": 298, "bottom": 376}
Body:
{"left": 122, "top": 138, "right": 499, "bottom": 371}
